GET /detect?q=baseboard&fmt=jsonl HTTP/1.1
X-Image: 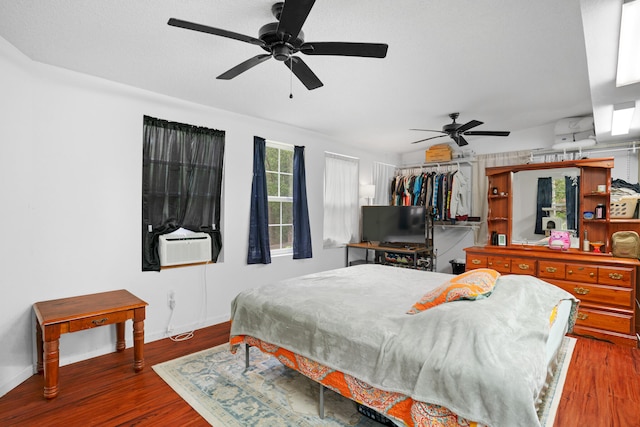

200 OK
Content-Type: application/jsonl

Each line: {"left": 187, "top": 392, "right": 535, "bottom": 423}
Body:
{"left": 0, "top": 365, "right": 34, "bottom": 398}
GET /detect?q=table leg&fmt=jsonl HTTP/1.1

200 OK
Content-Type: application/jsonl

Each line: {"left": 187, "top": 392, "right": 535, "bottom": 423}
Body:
{"left": 132, "top": 307, "right": 145, "bottom": 372}
{"left": 116, "top": 322, "right": 125, "bottom": 352}
{"left": 36, "top": 322, "right": 43, "bottom": 374}
{"left": 43, "top": 324, "right": 61, "bottom": 399}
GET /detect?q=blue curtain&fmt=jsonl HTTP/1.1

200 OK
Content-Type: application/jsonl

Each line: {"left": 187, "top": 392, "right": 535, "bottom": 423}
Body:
{"left": 535, "top": 177, "right": 552, "bottom": 234}
{"left": 247, "top": 137, "right": 271, "bottom": 264}
{"left": 565, "top": 176, "right": 580, "bottom": 233}
{"left": 293, "top": 146, "right": 313, "bottom": 259}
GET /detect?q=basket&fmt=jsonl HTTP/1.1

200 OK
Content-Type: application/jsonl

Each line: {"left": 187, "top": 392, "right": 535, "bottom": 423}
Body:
{"left": 610, "top": 197, "right": 639, "bottom": 219}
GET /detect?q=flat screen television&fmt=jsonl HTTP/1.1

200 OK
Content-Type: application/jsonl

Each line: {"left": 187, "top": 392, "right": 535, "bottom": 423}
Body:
{"left": 361, "top": 206, "right": 426, "bottom": 244}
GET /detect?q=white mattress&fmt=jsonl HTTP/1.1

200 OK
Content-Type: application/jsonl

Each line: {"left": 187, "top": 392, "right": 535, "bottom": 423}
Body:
{"left": 546, "top": 298, "right": 572, "bottom": 366}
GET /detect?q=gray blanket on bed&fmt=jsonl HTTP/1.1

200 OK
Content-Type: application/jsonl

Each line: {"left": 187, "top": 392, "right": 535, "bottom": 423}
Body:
{"left": 230, "top": 264, "right": 577, "bottom": 427}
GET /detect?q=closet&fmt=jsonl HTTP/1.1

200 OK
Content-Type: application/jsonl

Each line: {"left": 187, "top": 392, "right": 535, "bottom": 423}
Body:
{"left": 391, "top": 162, "right": 476, "bottom": 271}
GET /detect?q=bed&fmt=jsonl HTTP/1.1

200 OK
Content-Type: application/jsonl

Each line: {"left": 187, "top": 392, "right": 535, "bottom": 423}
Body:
{"left": 229, "top": 264, "right": 578, "bottom": 427}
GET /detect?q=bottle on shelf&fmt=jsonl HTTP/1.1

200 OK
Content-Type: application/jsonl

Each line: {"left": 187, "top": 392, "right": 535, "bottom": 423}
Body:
{"left": 583, "top": 230, "right": 590, "bottom": 251}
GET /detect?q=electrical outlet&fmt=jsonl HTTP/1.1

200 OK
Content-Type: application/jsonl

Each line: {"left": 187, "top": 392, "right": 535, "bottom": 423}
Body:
{"left": 168, "top": 291, "right": 175, "bottom": 309}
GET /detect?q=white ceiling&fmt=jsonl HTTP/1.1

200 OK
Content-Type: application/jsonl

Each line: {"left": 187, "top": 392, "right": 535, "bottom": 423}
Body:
{"left": 0, "top": 0, "right": 638, "bottom": 154}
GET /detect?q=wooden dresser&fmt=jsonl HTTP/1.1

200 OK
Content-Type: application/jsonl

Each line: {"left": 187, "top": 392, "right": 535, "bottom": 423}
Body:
{"left": 465, "top": 246, "right": 640, "bottom": 347}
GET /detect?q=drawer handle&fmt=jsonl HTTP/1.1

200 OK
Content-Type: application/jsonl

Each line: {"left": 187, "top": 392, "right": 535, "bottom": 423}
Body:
{"left": 91, "top": 318, "right": 108, "bottom": 326}
{"left": 546, "top": 266, "right": 557, "bottom": 273}
{"left": 608, "top": 273, "right": 623, "bottom": 280}
{"left": 577, "top": 312, "right": 589, "bottom": 321}
{"left": 472, "top": 259, "right": 481, "bottom": 265}
{"left": 504, "top": 263, "right": 509, "bottom": 268}
{"left": 574, "top": 287, "right": 590, "bottom": 295}
{"left": 518, "top": 264, "right": 529, "bottom": 270}
{"left": 568, "top": 270, "right": 573, "bottom": 275}
{"left": 590, "top": 272, "right": 595, "bottom": 277}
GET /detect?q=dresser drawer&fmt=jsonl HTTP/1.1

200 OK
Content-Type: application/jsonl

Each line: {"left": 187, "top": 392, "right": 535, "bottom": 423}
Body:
{"left": 574, "top": 307, "right": 634, "bottom": 335}
{"left": 565, "top": 264, "right": 597, "bottom": 283}
{"left": 510, "top": 257, "right": 536, "bottom": 275}
{"left": 466, "top": 254, "right": 487, "bottom": 269}
{"left": 551, "top": 281, "right": 633, "bottom": 309}
{"left": 598, "top": 267, "right": 633, "bottom": 288}
{"left": 69, "top": 311, "right": 130, "bottom": 332}
{"left": 538, "top": 261, "right": 566, "bottom": 280}
{"left": 487, "top": 256, "right": 511, "bottom": 273}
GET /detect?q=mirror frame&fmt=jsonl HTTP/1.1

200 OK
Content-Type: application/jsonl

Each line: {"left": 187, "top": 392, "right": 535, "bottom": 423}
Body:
{"left": 486, "top": 157, "right": 614, "bottom": 247}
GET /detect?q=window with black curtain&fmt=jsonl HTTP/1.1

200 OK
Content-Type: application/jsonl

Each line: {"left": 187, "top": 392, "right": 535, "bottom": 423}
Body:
{"left": 142, "top": 116, "right": 225, "bottom": 271}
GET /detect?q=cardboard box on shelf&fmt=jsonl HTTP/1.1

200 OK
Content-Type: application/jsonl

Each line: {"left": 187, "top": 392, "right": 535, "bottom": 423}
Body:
{"left": 425, "top": 144, "right": 452, "bottom": 162}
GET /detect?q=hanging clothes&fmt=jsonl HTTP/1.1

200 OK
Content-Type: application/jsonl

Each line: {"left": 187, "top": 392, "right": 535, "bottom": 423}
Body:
{"left": 449, "top": 170, "right": 470, "bottom": 220}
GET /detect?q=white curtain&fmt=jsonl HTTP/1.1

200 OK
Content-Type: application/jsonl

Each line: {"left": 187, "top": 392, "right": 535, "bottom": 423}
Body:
{"left": 323, "top": 153, "right": 359, "bottom": 248}
{"left": 472, "top": 150, "right": 531, "bottom": 245}
{"left": 372, "top": 161, "right": 396, "bottom": 205}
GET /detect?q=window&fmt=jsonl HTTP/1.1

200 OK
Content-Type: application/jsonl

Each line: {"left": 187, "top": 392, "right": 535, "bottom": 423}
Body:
{"left": 266, "top": 141, "right": 294, "bottom": 254}
{"left": 142, "top": 116, "right": 225, "bottom": 271}
{"left": 551, "top": 177, "right": 568, "bottom": 228}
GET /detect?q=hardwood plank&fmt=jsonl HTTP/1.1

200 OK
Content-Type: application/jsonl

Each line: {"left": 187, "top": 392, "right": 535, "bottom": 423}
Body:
{"left": 0, "top": 321, "right": 638, "bottom": 426}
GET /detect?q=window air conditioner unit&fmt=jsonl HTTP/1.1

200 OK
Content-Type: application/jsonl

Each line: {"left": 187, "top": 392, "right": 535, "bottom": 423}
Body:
{"left": 159, "top": 232, "right": 212, "bottom": 267}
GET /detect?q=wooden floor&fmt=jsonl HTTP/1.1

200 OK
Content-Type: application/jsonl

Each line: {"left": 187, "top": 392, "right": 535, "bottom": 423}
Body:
{"left": 1, "top": 323, "right": 639, "bottom": 426}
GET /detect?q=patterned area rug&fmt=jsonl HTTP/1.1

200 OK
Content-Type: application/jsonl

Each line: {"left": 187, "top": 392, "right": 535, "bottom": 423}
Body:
{"left": 153, "top": 337, "right": 576, "bottom": 426}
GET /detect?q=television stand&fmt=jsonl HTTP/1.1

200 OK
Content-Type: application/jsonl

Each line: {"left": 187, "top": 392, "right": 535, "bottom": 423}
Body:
{"left": 345, "top": 242, "right": 433, "bottom": 270}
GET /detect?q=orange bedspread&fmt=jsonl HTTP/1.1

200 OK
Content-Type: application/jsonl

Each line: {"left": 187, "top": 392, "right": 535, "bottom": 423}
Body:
{"left": 231, "top": 335, "right": 480, "bottom": 427}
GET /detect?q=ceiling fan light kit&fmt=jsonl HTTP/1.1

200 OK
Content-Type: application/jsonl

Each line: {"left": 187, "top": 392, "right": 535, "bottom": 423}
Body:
{"left": 410, "top": 112, "right": 511, "bottom": 147}
{"left": 168, "top": 1, "right": 388, "bottom": 91}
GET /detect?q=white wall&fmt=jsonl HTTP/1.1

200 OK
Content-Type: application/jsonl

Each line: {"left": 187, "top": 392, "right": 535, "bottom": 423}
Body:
{"left": 0, "top": 36, "right": 400, "bottom": 396}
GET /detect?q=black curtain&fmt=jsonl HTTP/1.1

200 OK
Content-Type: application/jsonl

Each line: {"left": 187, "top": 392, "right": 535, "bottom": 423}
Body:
{"left": 565, "top": 175, "right": 580, "bottom": 233}
{"left": 293, "top": 146, "right": 312, "bottom": 259}
{"left": 534, "top": 177, "right": 552, "bottom": 234}
{"left": 247, "top": 137, "right": 271, "bottom": 264}
{"left": 142, "top": 116, "right": 225, "bottom": 271}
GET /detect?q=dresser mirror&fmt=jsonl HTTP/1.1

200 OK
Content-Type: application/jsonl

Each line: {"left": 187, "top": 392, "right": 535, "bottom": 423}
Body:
{"left": 511, "top": 167, "right": 580, "bottom": 244}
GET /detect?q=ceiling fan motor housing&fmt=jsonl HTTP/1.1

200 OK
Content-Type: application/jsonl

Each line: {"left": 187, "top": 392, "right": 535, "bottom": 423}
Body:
{"left": 443, "top": 123, "right": 460, "bottom": 133}
{"left": 259, "top": 22, "right": 304, "bottom": 61}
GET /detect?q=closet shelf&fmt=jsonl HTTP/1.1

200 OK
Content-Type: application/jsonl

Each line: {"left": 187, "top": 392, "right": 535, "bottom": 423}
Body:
{"left": 397, "top": 158, "right": 474, "bottom": 171}
{"left": 433, "top": 220, "right": 481, "bottom": 229}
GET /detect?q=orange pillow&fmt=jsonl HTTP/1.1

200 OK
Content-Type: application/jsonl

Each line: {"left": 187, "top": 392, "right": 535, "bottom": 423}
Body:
{"left": 407, "top": 268, "right": 500, "bottom": 314}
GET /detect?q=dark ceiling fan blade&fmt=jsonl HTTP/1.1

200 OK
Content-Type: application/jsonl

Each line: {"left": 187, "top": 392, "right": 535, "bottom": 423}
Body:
{"left": 410, "top": 128, "right": 446, "bottom": 133}
{"left": 167, "top": 18, "right": 266, "bottom": 47}
{"left": 276, "top": 0, "right": 315, "bottom": 41}
{"left": 464, "top": 130, "right": 511, "bottom": 137}
{"left": 217, "top": 54, "right": 272, "bottom": 80}
{"left": 300, "top": 42, "right": 388, "bottom": 58}
{"left": 455, "top": 120, "right": 483, "bottom": 133}
{"left": 410, "top": 134, "right": 448, "bottom": 144}
{"left": 452, "top": 134, "right": 469, "bottom": 146}
{"left": 284, "top": 56, "right": 323, "bottom": 90}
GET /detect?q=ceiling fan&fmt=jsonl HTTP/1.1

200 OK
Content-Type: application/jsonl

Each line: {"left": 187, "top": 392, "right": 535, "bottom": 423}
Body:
{"left": 410, "top": 113, "right": 511, "bottom": 147}
{"left": 167, "top": 0, "right": 388, "bottom": 91}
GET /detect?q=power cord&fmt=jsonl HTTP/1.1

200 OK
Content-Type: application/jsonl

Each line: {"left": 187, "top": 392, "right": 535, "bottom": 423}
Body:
{"left": 169, "top": 262, "right": 209, "bottom": 342}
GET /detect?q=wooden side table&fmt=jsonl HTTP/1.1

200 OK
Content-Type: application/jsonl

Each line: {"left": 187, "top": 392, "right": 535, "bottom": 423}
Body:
{"left": 33, "top": 289, "right": 148, "bottom": 399}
